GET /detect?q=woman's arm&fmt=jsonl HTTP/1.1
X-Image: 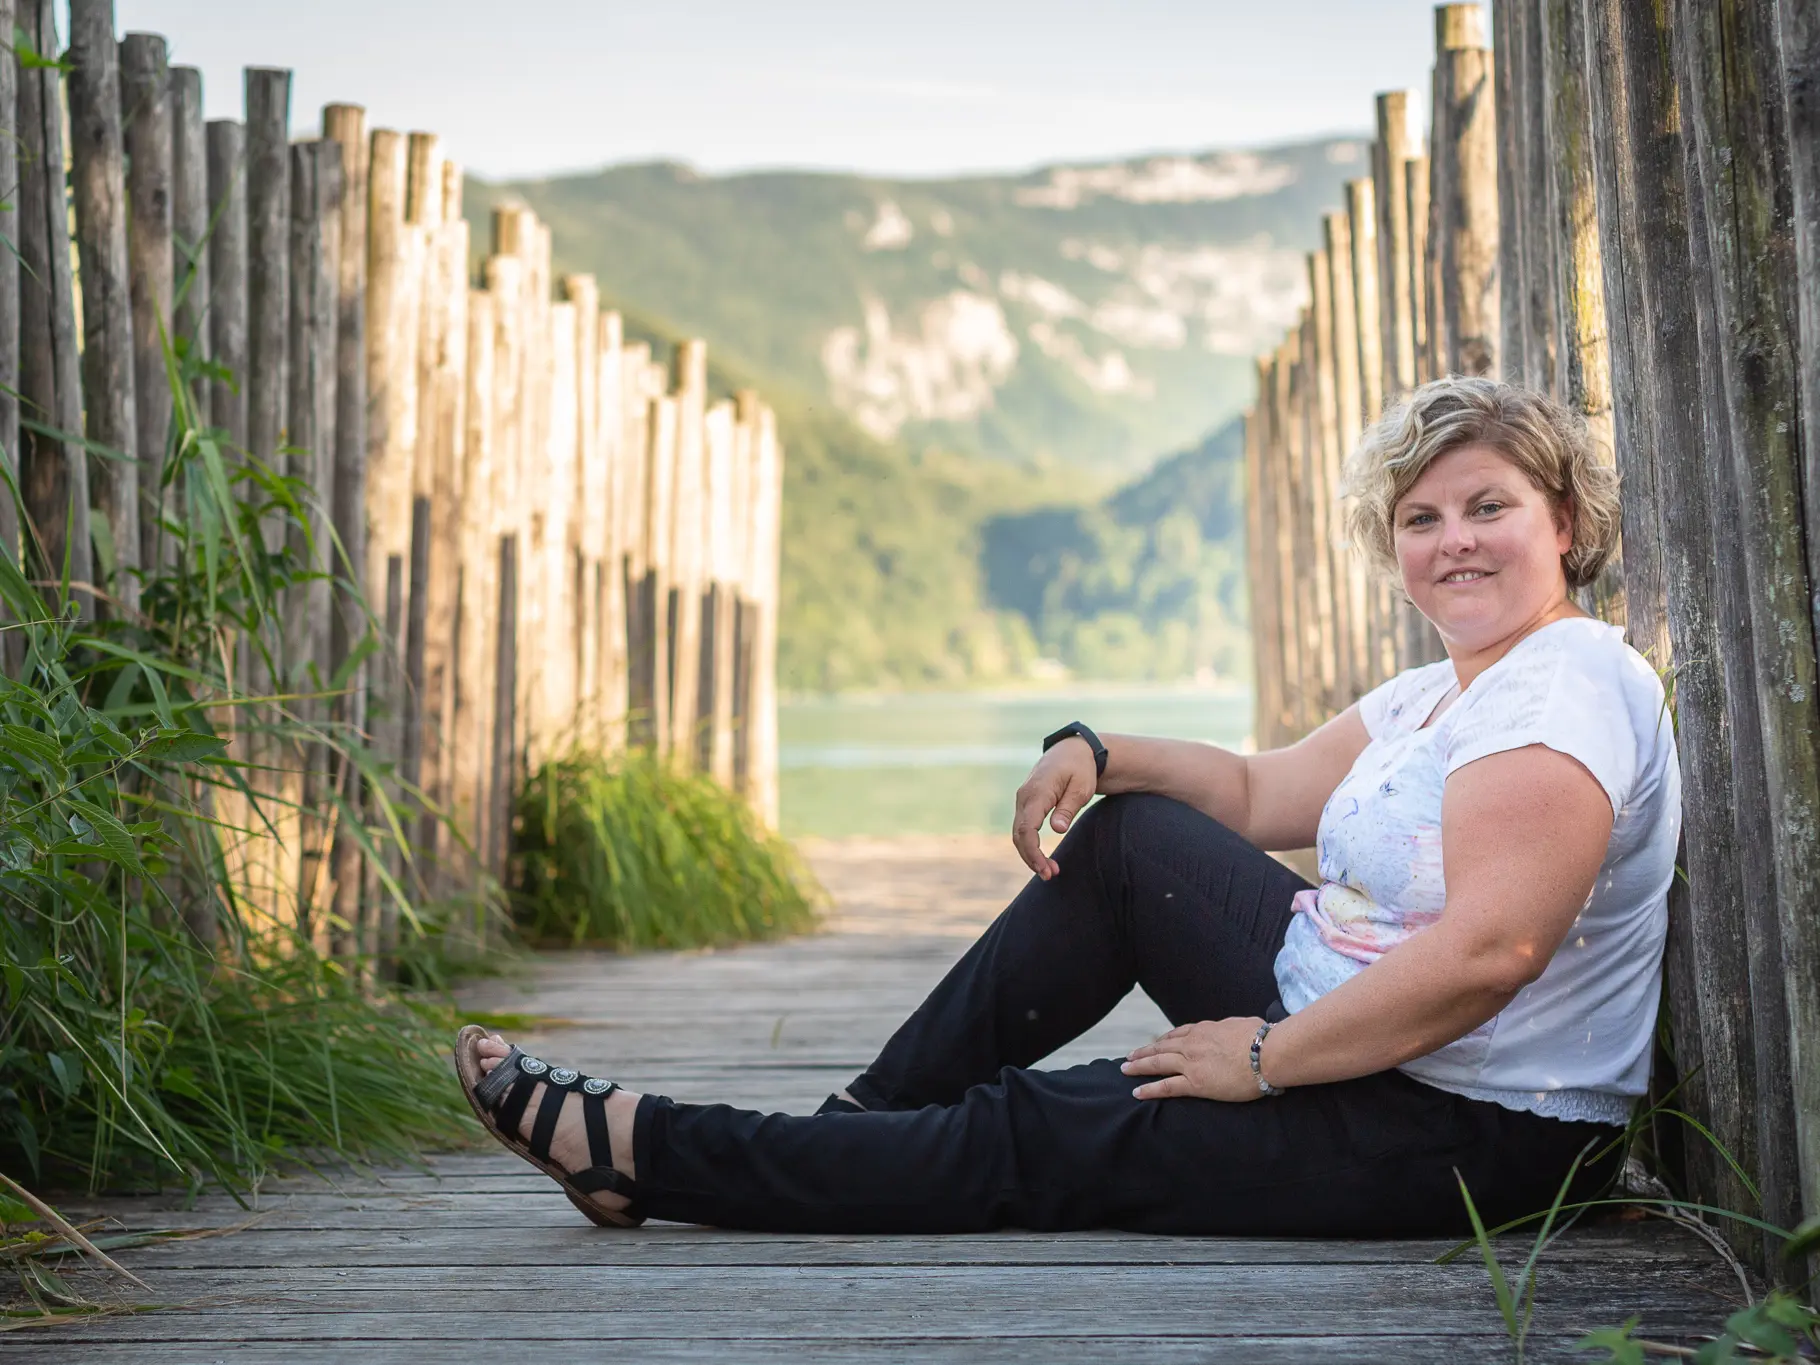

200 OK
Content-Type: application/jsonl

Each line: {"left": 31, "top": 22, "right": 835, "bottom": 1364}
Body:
{"left": 1121, "top": 742, "right": 1614, "bottom": 1100}
{"left": 1012, "top": 707, "right": 1371, "bottom": 878}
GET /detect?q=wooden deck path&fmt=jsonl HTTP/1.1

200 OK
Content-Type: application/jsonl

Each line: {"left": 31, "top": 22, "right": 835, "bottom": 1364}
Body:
{"left": 11, "top": 837, "right": 1739, "bottom": 1363}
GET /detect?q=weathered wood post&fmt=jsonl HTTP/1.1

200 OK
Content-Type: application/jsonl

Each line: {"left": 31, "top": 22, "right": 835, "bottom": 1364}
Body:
{"left": 1780, "top": 0, "right": 1820, "bottom": 644}
{"left": 0, "top": 0, "right": 19, "bottom": 600}
{"left": 1268, "top": 342, "right": 1303, "bottom": 738}
{"left": 483, "top": 250, "right": 526, "bottom": 884}
{"left": 170, "top": 67, "right": 207, "bottom": 425}
{"left": 320, "top": 102, "right": 368, "bottom": 963}
{"left": 452, "top": 285, "right": 497, "bottom": 900}
{"left": 205, "top": 120, "right": 247, "bottom": 453}
{"left": 597, "top": 312, "right": 630, "bottom": 750}
{"left": 746, "top": 403, "right": 783, "bottom": 827}
{"left": 17, "top": 0, "right": 92, "bottom": 609}
{"left": 68, "top": 0, "right": 140, "bottom": 612}
{"left": 668, "top": 339, "right": 709, "bottom": 766}
{"left": 1676, "top": 0, "right": 1820, "bottom": 1241}
{"left": 640, "top": 391, "right": 678, "bottom": 753}
{"left": 1305, "top": 251, "right": 1346, "bottom": 714}
{"left": 538, "top": 296, "right": 581, "bottom": 756}
{"left": 1374, "top": 91, "right": 1421, "bottom": 397}
{"left": 561, "top": 276, "right": 603, "bottom": 744}
{"left": 1325, "top": 212, "right": 1370, "bottom": 700}
{"left": 622, "top": 344, "right": 657, "bottom": 750}
{"left": 1433, "top": 11, "right": 1500, "bottom": 377}
{"left": 1405, "top": 153, "right": 1432, "bottom": 387}
{"left": 287, "top": 139, "right": 341, "bottom": 950}
{"left": 244, "top": 67, "right": 291, "bottom": 579}
{"left": 120, "top": 33, "right": 173, "bottom": 570}
{"left": 704, "top": 399, "right": 739, "bottom": 783}
{"left": 365, "top": 127, "right": 421, "bottom": 961}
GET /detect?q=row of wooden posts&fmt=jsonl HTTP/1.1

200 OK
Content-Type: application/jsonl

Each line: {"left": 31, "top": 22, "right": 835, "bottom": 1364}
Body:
{"left": 0, "top": 1, "right": 784, "bottom": 955}
{"left": 1244, "top": 0, "right": 1820, "bottom": 1277}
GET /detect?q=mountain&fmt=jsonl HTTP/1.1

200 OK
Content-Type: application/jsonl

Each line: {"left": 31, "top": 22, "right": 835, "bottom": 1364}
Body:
{"left": 467, "top": 138, "right": 1365, "bottom": 474}
{"left": 464, "top": 140, "right": 1363, "bottom": 690}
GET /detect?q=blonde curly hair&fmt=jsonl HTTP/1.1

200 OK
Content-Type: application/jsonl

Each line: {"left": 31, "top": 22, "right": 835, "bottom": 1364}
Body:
{"left": 1340, "top": 376, "right": 1622, "bottom": 591}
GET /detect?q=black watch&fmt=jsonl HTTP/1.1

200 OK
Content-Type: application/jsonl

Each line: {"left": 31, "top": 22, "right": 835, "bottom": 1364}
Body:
{"left": 1042, "top": 721, "right": 1108, "bottom": 777}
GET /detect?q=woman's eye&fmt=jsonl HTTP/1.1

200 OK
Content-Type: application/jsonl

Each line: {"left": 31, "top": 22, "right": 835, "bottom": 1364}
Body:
{"left": 1402, "top": 511, "right": 1436, "bottom": 528}
{"left": 1473, "top": 501, "right": 1504, "bottom": 516}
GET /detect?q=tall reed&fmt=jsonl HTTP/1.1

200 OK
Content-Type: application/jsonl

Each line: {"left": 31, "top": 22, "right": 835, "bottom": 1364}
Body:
{"left": 515, "top": 747, "right": 819, "bottom": 951}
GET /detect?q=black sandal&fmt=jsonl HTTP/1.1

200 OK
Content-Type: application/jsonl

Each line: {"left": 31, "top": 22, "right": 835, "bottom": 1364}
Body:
{"left": 453, "top": 1024, "right": 644, "bottom": 1228}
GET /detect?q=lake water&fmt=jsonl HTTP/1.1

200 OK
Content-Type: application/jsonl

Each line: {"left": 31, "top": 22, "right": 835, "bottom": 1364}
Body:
{"left": 779, "top": 685, "right": 1254, "bottom": 838}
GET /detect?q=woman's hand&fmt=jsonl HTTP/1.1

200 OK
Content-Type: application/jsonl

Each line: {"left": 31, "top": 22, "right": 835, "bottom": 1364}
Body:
{"left": 1122, "top": 1018, "right": 1267, "bottom": 1102}
{"left": 1011, "top": 737, "right": 1099, "bottom": 879}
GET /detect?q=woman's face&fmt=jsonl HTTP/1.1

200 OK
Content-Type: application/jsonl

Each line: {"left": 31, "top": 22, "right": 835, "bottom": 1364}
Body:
{"left": 1392, "top": 442, "right": 1574, "bottom": 652}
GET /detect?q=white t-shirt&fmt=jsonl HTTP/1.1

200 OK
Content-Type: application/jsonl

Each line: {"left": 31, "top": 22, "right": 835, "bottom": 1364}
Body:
{"left": 1272, "top": 617, "right": 1682, "bottom": 1125}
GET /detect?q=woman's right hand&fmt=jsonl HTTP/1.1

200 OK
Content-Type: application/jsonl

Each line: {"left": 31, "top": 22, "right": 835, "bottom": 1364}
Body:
{"left": 1012, "top": 737, "right": 1099, "bottom": 880}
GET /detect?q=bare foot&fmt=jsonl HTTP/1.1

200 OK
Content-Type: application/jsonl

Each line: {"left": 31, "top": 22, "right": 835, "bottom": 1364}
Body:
{"left": 476, "top": 1034, "right": 643, "bottom": 1219}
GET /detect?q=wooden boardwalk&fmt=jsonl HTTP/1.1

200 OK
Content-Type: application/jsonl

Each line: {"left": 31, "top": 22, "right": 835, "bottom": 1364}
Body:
{"left": 11, "top": 838, "right": 1739, "bottom": 1363}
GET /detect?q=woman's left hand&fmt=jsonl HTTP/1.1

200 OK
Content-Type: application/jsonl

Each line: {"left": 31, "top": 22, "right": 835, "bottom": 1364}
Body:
{"left": 1122, "top": 1017, "right": 1268, "bottom": 1102}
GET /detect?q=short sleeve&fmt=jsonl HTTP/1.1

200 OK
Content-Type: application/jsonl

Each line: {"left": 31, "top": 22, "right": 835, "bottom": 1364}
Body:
{"left": 1358, "top": 660, "right": 1455, "bottom": 739}
{"left": 1442, "top": 630, "right": 1646, "bottom": 816}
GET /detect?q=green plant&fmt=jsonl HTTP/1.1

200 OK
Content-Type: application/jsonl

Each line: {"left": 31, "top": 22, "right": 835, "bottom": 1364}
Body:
{"left": 515, "top": 747, "right": 820, "bottom": 950}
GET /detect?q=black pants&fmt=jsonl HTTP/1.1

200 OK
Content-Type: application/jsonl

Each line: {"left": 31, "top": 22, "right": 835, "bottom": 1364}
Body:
{"left": 630, "top": 794, "right": 1624, "bottom": 1235}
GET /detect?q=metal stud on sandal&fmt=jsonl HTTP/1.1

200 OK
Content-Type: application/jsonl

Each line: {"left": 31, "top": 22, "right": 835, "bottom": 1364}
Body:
{"left": 453, "top": 1024, "right": 644, "bottom": 1228}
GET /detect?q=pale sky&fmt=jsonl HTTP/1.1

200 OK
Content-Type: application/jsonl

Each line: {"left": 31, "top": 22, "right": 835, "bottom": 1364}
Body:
{"left": 105, "top": 1, "right": 1458, "bottom": 181}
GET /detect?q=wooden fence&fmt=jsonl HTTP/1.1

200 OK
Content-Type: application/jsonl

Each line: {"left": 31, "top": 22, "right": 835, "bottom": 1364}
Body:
{"left": 1245, "top": 0, "right": 1820, "bottom": 1274}
{"left": 1, "top": 1, "right": 784, "bottom": 955}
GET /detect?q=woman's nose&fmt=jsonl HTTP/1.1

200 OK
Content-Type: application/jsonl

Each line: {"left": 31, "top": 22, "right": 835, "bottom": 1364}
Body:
{"left": 1439, "top": 516, "right": 1476, "bottom": 554}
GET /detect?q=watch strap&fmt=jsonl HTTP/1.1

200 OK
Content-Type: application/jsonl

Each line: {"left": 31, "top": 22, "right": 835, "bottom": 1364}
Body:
{"left": 1042, "top": 721, "right": 1108, "bottom": 777}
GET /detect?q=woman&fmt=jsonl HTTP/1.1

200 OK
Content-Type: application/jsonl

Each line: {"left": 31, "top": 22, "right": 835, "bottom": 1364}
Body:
{"left": 455, "top": 376, "right": 1680, "bottom": 1237}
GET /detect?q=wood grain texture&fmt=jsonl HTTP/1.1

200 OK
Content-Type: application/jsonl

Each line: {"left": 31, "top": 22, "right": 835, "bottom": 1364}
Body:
{"left": 0, "top": 0, "right": 19, "bottom": 612}
{"left": 119, "top": 32, "right": 172, "bottom": 570}
{"left": 68, "top": 0, "right": 140, "bottom": 607}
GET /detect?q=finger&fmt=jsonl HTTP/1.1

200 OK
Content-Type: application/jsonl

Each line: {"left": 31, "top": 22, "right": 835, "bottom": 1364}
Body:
{"left": 1133, "top": 1074, "right": 1192, "bottom": 1101}
{"left": 1048, "top": 770, "right": 1097, "bottom": 835}
{"left": 1128, "top": 1026, "right": 1190, "bottom": 1059}
{"left": 1120, "top": 1051, "right": 1185, "bottom": 1077}
{"left": 1010, "top": 791, "right": 1051, "bottom": 878}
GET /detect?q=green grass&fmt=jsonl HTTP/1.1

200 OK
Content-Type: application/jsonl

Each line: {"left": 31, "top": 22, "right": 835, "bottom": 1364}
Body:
{"left": 514, "top": 748, "right": 821, "bottom": 951}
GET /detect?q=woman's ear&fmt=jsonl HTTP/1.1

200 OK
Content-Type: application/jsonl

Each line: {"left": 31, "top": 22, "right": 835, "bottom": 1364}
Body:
{"left": 1552, "top": 495, "right": 1576, "bottom": 556}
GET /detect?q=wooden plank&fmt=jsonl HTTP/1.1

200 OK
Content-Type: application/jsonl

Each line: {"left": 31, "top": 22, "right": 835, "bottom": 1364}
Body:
{"left": 635, "top": 393, "right": 678, "bottom": 753}
{"left": 205, "top": 119, "right": 247, "bottom": 445}
{"left": 1493, "top": 0, "right": 1528, "bottom": 384}
{"left": 561, "top": 276, "right": 603, "bottom": 744}
{"left": 746, "top": 403, "right": 783, "bottom": 825}
{"left": 1403, "top": 152, "right": 1430, "bottom": 387}
{"left": 120, "top": 31, "right": 173, "bottom": 570}
{"left": 69, "top": 0, "right": 141, "bottom": 609}
{"left": 482, "top": 250, "right": 525, "bottom": 883}
{"left": 535, "top": 297, "right": 581, "bottom": 759}
{"left": 1303, "top": 252, "right": 1343, "bottom": 715}
{"left": 704, "top": 398, "right": 738, "bottom": 781}
{"left": 1267, "top": 344, "right": 1302, "bottom": 738}
{"left": 597, "top": 313, "right": 630, "bottom": 750}
{"left": 1676, "top": 0, "right": 1820, "bottom": 1237}
{"left": 244, "top": 66, "right": 291, "bottom": 576}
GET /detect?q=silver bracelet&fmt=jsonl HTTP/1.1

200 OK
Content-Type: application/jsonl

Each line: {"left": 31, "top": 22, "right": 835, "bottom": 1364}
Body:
{"left": 1250, "top": 1020, "right": 1284, "bottom": 1097}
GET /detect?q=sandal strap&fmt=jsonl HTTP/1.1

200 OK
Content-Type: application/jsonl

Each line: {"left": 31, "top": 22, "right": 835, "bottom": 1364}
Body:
{"left": 528, "top": 1080, "right": 568, "bottom": 1163}
{"left": 570, "top": 1165, "right": 638, "bottom": 1200}
{"left": 582, "top": 1083, "right": 615, "bottom": 1170}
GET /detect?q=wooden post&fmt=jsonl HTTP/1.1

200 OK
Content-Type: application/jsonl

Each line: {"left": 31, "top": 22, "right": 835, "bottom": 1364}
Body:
{"left": 704, "top": 399, "right": 739, "bottom": 783}
{"left": 639, "top": 393, "right": 678, "bottom": 753}
{"left": 1268, "top": 341, "right": 1303, "bottom": 738}
{"left": 1494, "top": 0, "right": 1528, "bottom": 383}
{"left": 17, "top": 0, "right": 91, "bottom": 608}
{"left": 244, "top": 67, "right": 290, "bottom": 576}
{"left": 205, "top": 120, "right": 247, "bottom": 453}
{"left": 483, "top": 250, "right": 526, "bottom": 882}
{"left": 621, "top": 342, "right": 655, "bottom": 750}
{"left": 668, "top": 339, "right": 709, "bottom": 766}
{"left": 287, "top": 139, "right": 341, "bottom": 951}
{"left": 1245, "top": 375, "right": 1281, "bottom": 752}
{"left": 1519, "top": 0, "right": 1560, "bottom": 391}
{"left": 453, "top": 286, "right": 497, "bottom": 897}
{"left": 1405, "top": 154, "right": 1432, "bottom": 385}
{"left": 120, "top": 32, "right": 173, "bottom": 571}
{"left": 561, "top": 276, "right": 602, "bottom": 743}
{"left": 1374, "top": 91, "right": 1421, "bottom": 396}
{"left": 1305, "top": 253, "right": 1345, "bottom": 715}
{"left": 539, "top": 298, "right": 581, "bottom": 758}
{"left": 1677, "top": 0, "right": 1820, "bottom": 1237}
{"left": 1433, "top": 20, "right": 1500, "bottom": 377}
{"left": 1541, "top": 0, "right": 1621, "bottom": 622}
{"left": 746, "top": 403, "right": 783, "bottom": 827}
{"left": 0, "top": 0, "right": 19, "bottom": 596}
{"left": 597, "top": 312, "right": 629, "bottom": 750}
{"left": 1345, "top": 176, "right": 1396, "bottom": 690}
{"left": 321, "top": 102, "right": 367, "bottom": 963}
{"left": 1325, "top": 213, "right": 1370, "bottom": 702}
{"left": 365, "top": 127, "right": 421, "bottom": 960}
{"left": 170, "top": 67, "right": 207, "bottom": 426}
{"left": 69, "top": 0, "right": 141, "bottom": 611}
{"left": 1287, "top": 327, "right": 1320, "bottom": 736}
{"left": 1780, "top": 0, "right": 1820, "bottom": 642}
{"left": 1579, "top": 0, "right": 1775, "bottom": 1261}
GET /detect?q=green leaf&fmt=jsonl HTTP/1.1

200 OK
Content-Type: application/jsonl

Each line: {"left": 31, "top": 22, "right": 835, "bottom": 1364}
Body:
{"left": 11, "top": 27, "right": 71, "bottom": 72}
{"left": 1572, "top": 1317, "right": 1645, "bottom": 1365}
{"left": 0, "top": 1194, "right": 34, "bottom": 1227}
{"left": 136, "top": 730, "right": 228, "bottom": 765}
{"left": 45, "top": 1051, "right": 83, "bottom": 1101}
{"left": 64, "top": 799, "right": 148, "bottom": 875}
